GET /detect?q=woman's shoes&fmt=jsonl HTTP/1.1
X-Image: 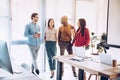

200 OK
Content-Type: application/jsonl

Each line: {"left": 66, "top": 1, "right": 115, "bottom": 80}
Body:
{"left": 50, "top": 71, "right": 54, "bottom": 78}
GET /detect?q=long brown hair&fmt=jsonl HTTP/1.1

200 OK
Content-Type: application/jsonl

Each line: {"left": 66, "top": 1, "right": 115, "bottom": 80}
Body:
{"left": 79, "top": 18, "right": 86, "bottom": 36}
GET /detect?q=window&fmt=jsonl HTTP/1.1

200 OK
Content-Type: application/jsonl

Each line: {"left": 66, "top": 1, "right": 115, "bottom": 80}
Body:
{"left": 0, "top": 0, "right": 10, "bottom": 42}
{"left": 11, "top": 0, "right": 45, "bottom": 71}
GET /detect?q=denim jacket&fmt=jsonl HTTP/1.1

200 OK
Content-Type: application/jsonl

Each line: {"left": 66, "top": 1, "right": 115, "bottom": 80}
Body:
{"left": 24, "top": 22, "right": 41, "bottom": 46}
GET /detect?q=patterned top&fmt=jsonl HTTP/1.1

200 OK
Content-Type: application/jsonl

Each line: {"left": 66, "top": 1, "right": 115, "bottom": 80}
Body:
{"left": 44, "top": 28, "right": 57, "bottom": 41}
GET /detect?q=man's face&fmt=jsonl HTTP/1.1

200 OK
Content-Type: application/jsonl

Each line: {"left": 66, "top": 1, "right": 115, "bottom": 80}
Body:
{"left": 61, "top": 16, "right": 68, "bottom": 25}
{"left": 33, "top": 15, "right": 39, "bottom": 22}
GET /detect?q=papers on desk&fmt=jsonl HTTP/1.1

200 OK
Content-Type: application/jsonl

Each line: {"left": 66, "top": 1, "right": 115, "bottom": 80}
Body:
{"left": 70, "top": 56, "right": 92, "bottom": 62}
{"left": 9, "top": 76, "right": 41, "bottom": 80}
{"left": 0, "top": 76, "right": 41, "bottom": 80}
{"left": 70, "top": 56, "right": 85, "bottom": 62}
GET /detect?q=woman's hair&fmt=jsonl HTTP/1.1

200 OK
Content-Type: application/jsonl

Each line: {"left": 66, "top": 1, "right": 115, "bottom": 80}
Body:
{"left": 79, "top": 18, "right": 86, "bottom": 36}
{"left": 48, "top": 18, "right": 54, "bottom": 27}
{"left": 31, "top": 13, "right": 38, "bottom": 20}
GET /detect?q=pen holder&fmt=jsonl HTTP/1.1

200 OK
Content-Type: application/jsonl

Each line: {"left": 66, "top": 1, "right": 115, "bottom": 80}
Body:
{"left": 112, "top": 59, "right": 117, "bottom": 67}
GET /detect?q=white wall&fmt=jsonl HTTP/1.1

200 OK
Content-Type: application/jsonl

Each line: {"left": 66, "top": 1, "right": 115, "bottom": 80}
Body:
{"left": 107, "top": 0, "right": 120, "bottom": 56}
{"left": 76, "top": 0, "right": 96, "bottom": 34}
{"left": 76, "top": 0, "right": 108, "bottom": 36}
{"left": 108, "top": 0, "right": 120, "bottom": 45}
{"left": 46, "top": 0, "right": 75, "bottom": 29}
{"left": 95, "top": 0, "right": 108, "bottom": 36}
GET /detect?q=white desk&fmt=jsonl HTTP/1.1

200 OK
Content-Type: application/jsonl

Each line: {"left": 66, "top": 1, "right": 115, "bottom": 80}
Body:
{"left": 0, "top": 65, "right": 41, "bottom": 80}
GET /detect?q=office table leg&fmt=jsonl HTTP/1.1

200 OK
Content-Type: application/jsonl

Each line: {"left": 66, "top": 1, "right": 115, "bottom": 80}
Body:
{"left": 57, "top": 61, "right": 62, "bottom": 80}
{"left": 78, "top": 69, "right": 84, "bottom": 80}
{"left": 100, "top": 76, "right": 108, "bottom": 80}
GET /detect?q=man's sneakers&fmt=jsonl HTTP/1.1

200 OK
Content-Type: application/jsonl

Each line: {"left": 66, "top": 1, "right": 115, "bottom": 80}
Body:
{"left": 31, "top": 64, "right": 39, "bottom": 75}
{"left": 31, "top": 64, "right": 35, "bottom": 74}
{"left": 35, "top": 69, "right": 39, "bottom": 75}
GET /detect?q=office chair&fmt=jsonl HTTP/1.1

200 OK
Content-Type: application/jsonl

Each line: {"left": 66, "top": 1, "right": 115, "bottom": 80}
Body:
{"left": 88, "top": 74, "right": 99, "bottom": 80}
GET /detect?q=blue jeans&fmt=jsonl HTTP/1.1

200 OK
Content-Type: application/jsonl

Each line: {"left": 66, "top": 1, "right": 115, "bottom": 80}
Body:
{"left": 45, "top": 41, "right": 56, "bottom": 71}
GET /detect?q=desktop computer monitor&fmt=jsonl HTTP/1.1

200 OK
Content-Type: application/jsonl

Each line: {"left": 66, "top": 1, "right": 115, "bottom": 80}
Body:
{"left": 0, "top": 41, "right": 13, "bottom": 74}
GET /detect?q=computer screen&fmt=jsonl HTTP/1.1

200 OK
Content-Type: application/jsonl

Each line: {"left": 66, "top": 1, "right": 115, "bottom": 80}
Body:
{"left": 0, "top": 41, "right": 13, "bottom": 74}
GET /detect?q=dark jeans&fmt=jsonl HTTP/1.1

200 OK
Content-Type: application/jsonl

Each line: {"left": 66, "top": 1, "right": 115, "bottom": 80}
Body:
{"left": 45, "top": 41, "right": 56, "bottom": 71}
{"left": 58, "top": 41, "right": 76, "bottom": 74}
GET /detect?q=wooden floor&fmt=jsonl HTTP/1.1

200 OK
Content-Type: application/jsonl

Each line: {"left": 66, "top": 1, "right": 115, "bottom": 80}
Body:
{"left": 38, "top": 64, "right": 97, "bottom": 80}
